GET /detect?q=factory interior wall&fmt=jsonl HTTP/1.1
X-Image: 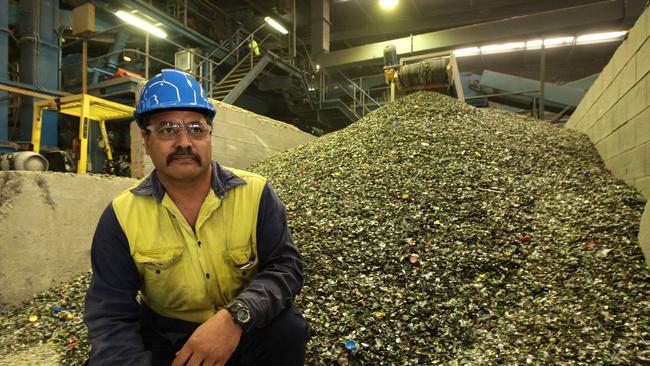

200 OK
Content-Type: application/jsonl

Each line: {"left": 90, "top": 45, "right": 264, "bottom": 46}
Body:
{"left": 565, "top": 7, "right": 650, "bottom": 265}
{"left": 130, "top": 100, "right": 317, "bottom": 178}
{"left": 0, "top": 171, "right": 138, "bottom": 305}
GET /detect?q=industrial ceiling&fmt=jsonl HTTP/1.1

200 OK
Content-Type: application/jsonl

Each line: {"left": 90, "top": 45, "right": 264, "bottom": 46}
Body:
{"left": 211, "top": 0, "right": 645, "bottom": 78}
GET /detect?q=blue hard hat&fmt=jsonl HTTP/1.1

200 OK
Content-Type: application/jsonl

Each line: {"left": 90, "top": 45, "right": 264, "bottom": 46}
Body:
{"left": 134, "top": 69, "right": 216, "bottom": 128}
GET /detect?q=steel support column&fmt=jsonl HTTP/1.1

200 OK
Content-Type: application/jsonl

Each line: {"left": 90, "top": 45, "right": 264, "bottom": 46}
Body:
{"left": 539, "top": 42, "right": 546, "bottom": 121}
{"left": 89, "top": 121, "right": 103, "bottom": 173}
{"left": 18, "top": 0, "right": 59, "bottom": 147}
{"left": 311, "top": 0, "right": 330, "bottom": 58}
{"left": 0, "top": 0, "right": 9, "bottom": 143}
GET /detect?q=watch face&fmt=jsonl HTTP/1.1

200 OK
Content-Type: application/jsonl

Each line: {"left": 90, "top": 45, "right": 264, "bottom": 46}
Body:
{"left": 236, "top": 308, "right": 251, "bottom": 324}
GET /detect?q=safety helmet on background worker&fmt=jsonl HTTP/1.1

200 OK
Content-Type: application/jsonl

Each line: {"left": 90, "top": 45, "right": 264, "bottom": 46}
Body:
{"left": 134, "top": 69, "right": 216, "bottom": 129}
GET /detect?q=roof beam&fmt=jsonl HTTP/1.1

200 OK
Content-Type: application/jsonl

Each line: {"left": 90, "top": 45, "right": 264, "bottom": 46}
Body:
{"left": 318, "top": 0, "right": 642, "bottom": 69}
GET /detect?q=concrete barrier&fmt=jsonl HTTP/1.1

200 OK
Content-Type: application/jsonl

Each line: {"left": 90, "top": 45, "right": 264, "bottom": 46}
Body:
{"left": 0, "top": 171, "right": 137, "bottom": 305}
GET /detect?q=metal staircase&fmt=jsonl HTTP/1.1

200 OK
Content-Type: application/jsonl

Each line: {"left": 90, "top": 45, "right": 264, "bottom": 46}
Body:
{"left": 205, "top": 27, "right": 381, "bottom": 131}
{"left": 211, "top": 53, "right": 272, "bottom": 104}
{"left": 212, "top": 58, "right": 255, "bottom": 101}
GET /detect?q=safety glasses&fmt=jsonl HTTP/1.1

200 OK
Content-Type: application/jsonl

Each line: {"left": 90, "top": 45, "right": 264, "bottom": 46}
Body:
{"left": 145, "top": 120, "right": 212, "bottom": 140}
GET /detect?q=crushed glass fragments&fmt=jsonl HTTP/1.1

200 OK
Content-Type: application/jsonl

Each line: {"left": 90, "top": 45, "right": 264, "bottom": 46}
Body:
{"left": 1, "top": 92, "right": 649, "bottom": 365}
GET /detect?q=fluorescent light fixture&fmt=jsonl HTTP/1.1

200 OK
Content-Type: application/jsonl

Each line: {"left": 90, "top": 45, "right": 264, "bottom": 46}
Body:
{"left": 315, "top": 64, "right": 321, "bottom": 71}
{"left": 308, "top": 87, "right": 316, "bottom": 91}
{"left": 379, "top": 0, "right": 398, "bottom": 10}
{"left": 123, "top": 55, "right": 132, "bottom": 62}
{"left": 526, "top": 39, "right": 543, "bottom": 49}
{"left": 577, "top": 31, "right": 627, "bottom": 44}
{"left": 115, "top": 10, "right": 167, "bottom": 38}
{"left": 264, "top": 16, "right": 289, "bottom": 34}
{"left": 453, "top": 47, "right": 480, "bottom": 57}
{"left": 453, "top": 30, "right": 628, "bottom": 57}
{"left": 543, "top": 36, "right": 574, "bottom": 47}
{"left": 480, "top": 42, "right": 525, "bottom": 54}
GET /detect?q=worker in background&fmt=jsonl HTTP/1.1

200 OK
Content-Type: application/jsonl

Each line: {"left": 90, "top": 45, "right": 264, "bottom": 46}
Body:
{"left": 248, "top": 37, "right": 260, "bottom": 57}
{"left": 84, "top": 69, "right": 308, "bottom": 366}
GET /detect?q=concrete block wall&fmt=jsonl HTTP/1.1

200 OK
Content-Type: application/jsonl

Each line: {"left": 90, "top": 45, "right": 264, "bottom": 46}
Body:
{"left": 131, "top": 101, "right": 316, "bottom": 178}
{"left": 566, "top": 7, "right": 650, "bottom": 196}
{"left": 210, "top": 101, "right": 316, "bottom": 169}
{"left": 565, "top": 7, "right": 650, "bottom": 265}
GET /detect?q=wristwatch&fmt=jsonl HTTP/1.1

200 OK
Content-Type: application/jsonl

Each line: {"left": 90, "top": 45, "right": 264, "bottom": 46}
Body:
{"left": 225, "top": 301, "right": 252, "bottom": 331}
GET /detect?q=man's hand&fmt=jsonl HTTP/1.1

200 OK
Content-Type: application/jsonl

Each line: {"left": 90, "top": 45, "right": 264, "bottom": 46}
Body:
{"left": 172, "top": 309, "right": 243, "bottom": 366}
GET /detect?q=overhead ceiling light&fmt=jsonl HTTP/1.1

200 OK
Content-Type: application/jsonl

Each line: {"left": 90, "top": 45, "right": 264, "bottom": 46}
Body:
{"left": 453, "top": 47, "right": 480, "bottom": 57}
{"left": 264, "top": 16, "right": 289, "bottom": 34}
{"left": 480, "top": 42, "right": 525, "bottom": 54}
{"left": 379, "top": 0, "right": 398, "bottom": 10}
{"left": 454, "top": 30, "right": 628, "bottom": 57}
{"left": 543, "top": 36, "right": 574, "bottom": 47}
{"left": 526, "top": 39, "right": 543, "bottom": 49}
{"left": 115, "top": 10, "right": 167, "bottom": 38}
{"left": 123, "top": 55, "right": 132, "bottom": 62}
{"left": 577, "top": 31, "right": 627, "bottom": 44}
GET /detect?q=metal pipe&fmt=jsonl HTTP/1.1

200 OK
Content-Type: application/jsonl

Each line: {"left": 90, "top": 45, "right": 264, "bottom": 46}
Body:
{"left": 183, "top": 0, "right": 188, "bottom": 27}
{"left": 317, "top": 73, "right": 322, "bottom": 105}
{"left": 539, "top": 41, "right": 546, "bottom": 121}
{"left": 360, "top": 77, "right": 364, "bottom": 114}
{"left": 16, "top": 36, "right": 60, "bottom": 50}
{"left": 353, "top": 83, "right": 356, "bottom": 114}
{"left": 82, "top": 38, "right": 87, "bottom": 94}
{"left": 0, "top": 0, "right": 8, "bottom": 143}
{"left": 145, "top": 33, "right": 149, "bottom": 80}
{"left": 0, "top": 27, "right": 18, "bottom": 42}
{"left": 0, "top": 83, "right": 55, "bottom": 100}
{"left": 292, "top": 0, "right": 297, "bottom": 60}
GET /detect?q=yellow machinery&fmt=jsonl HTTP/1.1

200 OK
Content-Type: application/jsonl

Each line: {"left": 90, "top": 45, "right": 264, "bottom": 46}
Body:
{"left": 31, "top": 94, "right": 134, "bottom": 174}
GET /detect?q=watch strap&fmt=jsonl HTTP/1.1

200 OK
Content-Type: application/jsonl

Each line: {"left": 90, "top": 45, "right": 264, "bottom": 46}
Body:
{"left": 225, "top": 300, "right": 251, "bottom": 331}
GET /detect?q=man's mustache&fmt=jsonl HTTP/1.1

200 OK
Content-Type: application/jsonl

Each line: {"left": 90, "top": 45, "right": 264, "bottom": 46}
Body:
{"left": 166, "top": 148, "right": 201, "bottom": 166}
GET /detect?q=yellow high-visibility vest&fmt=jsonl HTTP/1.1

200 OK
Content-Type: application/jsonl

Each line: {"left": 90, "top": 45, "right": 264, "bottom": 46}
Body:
{"left": 249, "top": 39, "right": 260, "bottom": 57}
{"left": 112, "top": 168, "right": 266, "bottom": 323}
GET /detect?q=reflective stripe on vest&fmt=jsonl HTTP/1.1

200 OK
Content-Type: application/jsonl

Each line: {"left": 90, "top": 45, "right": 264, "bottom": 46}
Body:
{"left": 112, "top": 168, "right": 266, "bottom": 323}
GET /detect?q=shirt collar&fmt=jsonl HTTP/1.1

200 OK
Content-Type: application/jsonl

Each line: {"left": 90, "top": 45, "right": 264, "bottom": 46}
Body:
{"left": 131, "top": 161, "right": 246, "bottom": 202}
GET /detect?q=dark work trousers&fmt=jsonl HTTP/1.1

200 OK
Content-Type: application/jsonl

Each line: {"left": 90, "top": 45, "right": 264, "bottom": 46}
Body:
{"left": 141, "top": 306, "right": 309, "bottom": 366}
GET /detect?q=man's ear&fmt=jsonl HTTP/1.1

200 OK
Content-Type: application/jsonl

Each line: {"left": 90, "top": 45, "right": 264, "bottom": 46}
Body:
{"left": 141, "top": 129, "right": 151, "bottom": 155}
